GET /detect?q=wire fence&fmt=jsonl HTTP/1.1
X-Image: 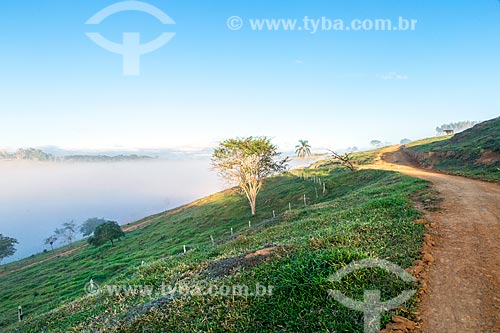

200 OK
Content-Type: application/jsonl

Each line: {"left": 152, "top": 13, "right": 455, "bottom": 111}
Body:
{"left": 141, "top": 171, "right": 331, "bottom": 261}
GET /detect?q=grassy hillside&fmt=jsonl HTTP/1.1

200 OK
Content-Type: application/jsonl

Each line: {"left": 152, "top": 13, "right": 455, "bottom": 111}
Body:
{"left": 310, "top": 148, "right": 384, "bottom": 169}
{"left": 1, "top": 166, "right": 432, "bottom": 332}
{"left": 406, "top": 116, "right": 500, "bottom": 181}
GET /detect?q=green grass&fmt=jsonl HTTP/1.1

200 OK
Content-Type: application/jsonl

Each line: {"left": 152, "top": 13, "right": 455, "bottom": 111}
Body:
{"left": 0, "top": 165, "right": 432, "bottom": 333}
{"left": 349, "top": 148, "right": 384, "bottom": 165}
{"left": 404, "top": 135, "right": 451, "bottom": 149}
{"left": 406, "top": 116, "right": 500, "bottom": 182}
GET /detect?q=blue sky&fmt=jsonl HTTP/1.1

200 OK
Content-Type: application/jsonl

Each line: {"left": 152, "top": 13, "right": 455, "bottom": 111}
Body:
{"left": 1, "top": 0, "right": 499, "bottom": 152}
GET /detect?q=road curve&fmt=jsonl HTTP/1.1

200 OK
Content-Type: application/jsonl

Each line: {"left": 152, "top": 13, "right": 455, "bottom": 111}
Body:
{"left": 372, "top": 146, "right": 500, "bottom": 333}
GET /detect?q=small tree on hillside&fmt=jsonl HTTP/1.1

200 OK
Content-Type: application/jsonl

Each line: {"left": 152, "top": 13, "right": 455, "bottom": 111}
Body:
{"left": 212, "top": 137, "right": 288, "bottom": 216}
{"left": 0, "top": 234, "right": 18, "bottom": 263}
{"left": 370, "top": 140, "right": 383, "bottom": 148}
{"left": 44, "top": 235, "right": 58, "bottom": 250}
{"left": 328, "top": 150, "right": 356, "bottom": 172}
{"left": 88, "top": 221, "right": 124, "bottom": 247}
{"left": 400, "top": 138, "right": 412, "bottom": 145}
{"left": 55, "top": 221, "right": 77, "bottom": 245}
{"left": 80, "top": 218, "right": 109, "bottom": 236}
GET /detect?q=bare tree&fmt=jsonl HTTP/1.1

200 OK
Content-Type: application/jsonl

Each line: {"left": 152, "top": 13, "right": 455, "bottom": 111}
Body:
{"left": 328, "top": 150, "right": 356, "bottom": 171}
{"left": 212, "top": 137, "right": 288, "bottom": 215}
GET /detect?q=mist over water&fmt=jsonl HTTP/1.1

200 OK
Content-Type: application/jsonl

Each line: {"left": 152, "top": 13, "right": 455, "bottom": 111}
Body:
{"left": 0, "top": 155, "right": 320, "bottom": 264}
{"left": 0, "top": 159, "right": 222, "bottom": 263}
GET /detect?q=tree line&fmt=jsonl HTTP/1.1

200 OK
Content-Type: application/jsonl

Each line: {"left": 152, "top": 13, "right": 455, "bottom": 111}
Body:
{"left": 0, "top": 218, "right": 127, "bottom": 264}
{"left": 435, "top": 121, "right": 478, "bottom": 135}
{"left": 44, "top": 218, "right": 125, "bottom": 250}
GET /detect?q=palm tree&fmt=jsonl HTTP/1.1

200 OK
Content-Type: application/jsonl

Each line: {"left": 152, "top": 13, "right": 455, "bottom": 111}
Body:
{"left": 295, "top": 140, "right": 312, "bottom": 158}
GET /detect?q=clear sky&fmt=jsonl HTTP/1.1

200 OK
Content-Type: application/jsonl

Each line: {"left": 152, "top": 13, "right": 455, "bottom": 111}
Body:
{"left": 1, "top": 0, "right": 499, "bottom": 152}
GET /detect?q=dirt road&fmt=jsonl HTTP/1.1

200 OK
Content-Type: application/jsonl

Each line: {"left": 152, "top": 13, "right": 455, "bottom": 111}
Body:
{"left": 374, "top": 146, "right": 500, "bottom": 332}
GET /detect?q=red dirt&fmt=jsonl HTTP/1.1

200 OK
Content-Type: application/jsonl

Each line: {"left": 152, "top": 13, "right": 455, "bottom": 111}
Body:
{"left": 372, "top": 146, "right": 500, "bottom": 333}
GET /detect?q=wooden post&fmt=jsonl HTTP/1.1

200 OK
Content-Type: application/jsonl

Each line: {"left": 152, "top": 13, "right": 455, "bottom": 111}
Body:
{"left": 210, "top": 235, "right": 215, "bottom": 246}
{"left": 18, "top": 305, "right": 23, "bottom": 322}
{"left": 183, "top": 245, "right": 186, "bottom": 253}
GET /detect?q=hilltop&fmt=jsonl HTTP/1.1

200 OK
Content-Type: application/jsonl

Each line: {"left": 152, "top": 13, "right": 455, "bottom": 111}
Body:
{"left": 402, "top": 116, "right": 500, "bottom": 181}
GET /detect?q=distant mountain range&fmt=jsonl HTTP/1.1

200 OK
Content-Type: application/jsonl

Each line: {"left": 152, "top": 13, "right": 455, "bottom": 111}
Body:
{"left": 0, "top": 148, "right": 154, "bottom": 162}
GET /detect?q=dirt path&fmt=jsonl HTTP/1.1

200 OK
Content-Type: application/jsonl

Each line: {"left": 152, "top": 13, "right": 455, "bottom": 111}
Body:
{"left": 372, "top": 146, "right": 500, "bottom": 333}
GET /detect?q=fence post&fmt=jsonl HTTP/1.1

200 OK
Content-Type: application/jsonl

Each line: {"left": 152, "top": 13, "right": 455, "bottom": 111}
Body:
{"left": 231, "top": 227, "right": 234, "bottom": 236}
{"left": 18, "top": 306, "right": 23, "bottom": 322}
{"left": 323, "top": 182, "right": 326, "bottom": 194}
{"left": 272, "top": 210, "right": 276, "bottom": 219}
{"left": 183, "top": 245, "right": 186, "bottom": 253}
{"left": 248, "top": 220, "right": 251, "bottom": 228}
{"left": 303, "top": 194, "right": 307, "bottom": 206}
{"left": 289, "top": 202, "right": 292, "bottom": 213}
{"left": 210, "top": 235, "right": 215, "bottom": 246}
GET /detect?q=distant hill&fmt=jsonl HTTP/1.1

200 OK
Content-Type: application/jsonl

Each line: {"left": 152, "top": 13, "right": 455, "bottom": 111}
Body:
{"left": 61, "top": 154, "right": 153, "bottom": 162}
{"left": 0, "top": 148, "right": 153, "bottom": 162}
{"left": 405, "top": 116, "right": 500, "bottom": 181}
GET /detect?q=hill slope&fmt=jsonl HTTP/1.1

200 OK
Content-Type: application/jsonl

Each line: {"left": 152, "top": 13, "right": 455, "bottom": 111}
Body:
{"left": 1, "top": 165, "right": 433, "bottom": 332}
{"left": 405, "top": 116, "right": 500, "bottom": 181}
